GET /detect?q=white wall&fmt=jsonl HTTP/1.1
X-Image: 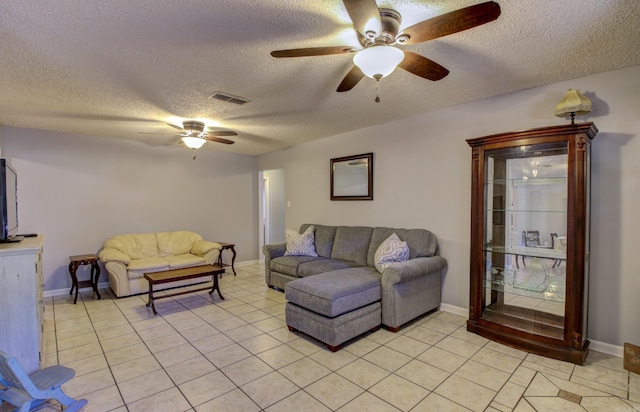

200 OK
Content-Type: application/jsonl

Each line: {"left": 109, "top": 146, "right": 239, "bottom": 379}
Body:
{"left": 1, "top": 127, "right": 258, "bottom": 291}
{"left": 263, "top": 168, "right": 286, "bottom": 244}
{"left": 257, "top": 65, "right": 640, "bottom": 348}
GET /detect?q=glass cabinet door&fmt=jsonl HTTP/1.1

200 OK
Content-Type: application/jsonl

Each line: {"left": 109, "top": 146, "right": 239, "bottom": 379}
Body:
{"left": 482, "top": 142, "right": 568, "bottom": 340}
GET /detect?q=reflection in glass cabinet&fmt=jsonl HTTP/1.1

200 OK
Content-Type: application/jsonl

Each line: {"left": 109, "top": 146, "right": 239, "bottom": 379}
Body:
{"left": 467, "top": 123, "right": 597, "bottom": 365}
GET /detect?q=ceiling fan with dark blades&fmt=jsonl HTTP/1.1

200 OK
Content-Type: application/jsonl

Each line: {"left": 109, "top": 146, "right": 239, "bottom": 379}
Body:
{"left": 271, "top": 1, "right": 501, "bottom": 92}
{"left": 166, "top": 121, "right": 236, "bottom": 145}
{"left": 139, "top": 121, "right": 237, "bottom": 144}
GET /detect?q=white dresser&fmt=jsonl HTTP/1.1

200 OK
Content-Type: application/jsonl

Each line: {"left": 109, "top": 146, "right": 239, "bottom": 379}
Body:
{"left": 0, "top": 235, "right": 44, "bottom": 372}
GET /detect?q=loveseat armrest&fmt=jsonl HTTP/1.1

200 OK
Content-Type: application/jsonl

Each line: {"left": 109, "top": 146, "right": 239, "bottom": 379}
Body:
{"left": 98, "top": 248, "right": 131, "bottom": 265}
{"left": 262, "top": 242, "right": 286, "bottom": 287}
{"left": 191, "top": 240, "right": 222, "bottom": 265}
{"left": 191, "top": 240, "right": 222, "bottom": 256}
{"left": 381, "top": 256, "right": 448, "bottom": 287}
{"left": 104, "top": 260, "right": 130, "bottom": 297}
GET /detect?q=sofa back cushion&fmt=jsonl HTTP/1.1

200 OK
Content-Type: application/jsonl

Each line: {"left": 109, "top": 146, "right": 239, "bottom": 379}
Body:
{"left": 157, "top": 231, "right": 203, "bottom": 256}
{"left": 300, "top": 224, "right": 336, "bottom": 258}
{"left": 367, "top": 227, "right": 438, "bottom": 267}
{"left": 330, "top": 226, "right": 374, "bottom": 266}
{"left": 103, "top": 233, "right": 159, "bottom": 260}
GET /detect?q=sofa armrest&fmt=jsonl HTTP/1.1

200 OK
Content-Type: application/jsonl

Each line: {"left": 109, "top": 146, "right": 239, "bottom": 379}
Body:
{"left": 98, "top": 248, "right": 131, "bottom": 265}
{"left": 262, "top": 242, "right": 286, "bottom": 287}
{"left": 263, "top": 242, "right": 286, "bottom": 259}
{"left": 381, "top": 256, "right": 448, "bottom": 287}
{"left": 192, "top": 240, "right": 222, "bottom": 256}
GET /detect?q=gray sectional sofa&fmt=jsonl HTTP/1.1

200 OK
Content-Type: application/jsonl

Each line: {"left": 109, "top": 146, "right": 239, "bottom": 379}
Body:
{"left": 262, "top": 224, "right": 447, "bottom": 350}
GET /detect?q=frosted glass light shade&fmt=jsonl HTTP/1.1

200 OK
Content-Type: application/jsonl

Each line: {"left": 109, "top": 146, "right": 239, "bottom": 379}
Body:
{"left": 181, "top": 136, "right": 206, "bottom": 149}
{"left": 554, "top": 89, "right": 592, "bottom": 118}
{"left": 353, "top": 46, "right": 404, "bottom": 79}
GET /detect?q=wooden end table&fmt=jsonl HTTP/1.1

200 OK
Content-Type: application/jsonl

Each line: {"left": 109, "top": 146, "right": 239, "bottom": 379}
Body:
{"left": 144, "top": 264, "right": 225, "bottom": 315}
{"left": 68, "top": 254, "right": 101, "bottom": 304}
{"left": 217, "top": 242, "right": 237, "bottom": 275}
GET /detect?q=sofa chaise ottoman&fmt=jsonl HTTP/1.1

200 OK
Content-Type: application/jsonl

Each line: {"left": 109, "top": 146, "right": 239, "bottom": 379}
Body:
{"left": 99, "top": 231, "right": 222, "bottom": 297}
{"left": 263, "top": 224, "right": 447, "bottom": 350}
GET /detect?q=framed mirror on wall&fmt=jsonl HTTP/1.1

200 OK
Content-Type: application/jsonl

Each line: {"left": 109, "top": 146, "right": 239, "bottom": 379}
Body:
{"left": 330, "top": 152, "right": 373, "bottom": 200}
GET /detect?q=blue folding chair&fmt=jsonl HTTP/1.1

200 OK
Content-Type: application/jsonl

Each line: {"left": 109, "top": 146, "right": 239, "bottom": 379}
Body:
{"left": 0, "top": 351, "right": 87, "bottom": 411}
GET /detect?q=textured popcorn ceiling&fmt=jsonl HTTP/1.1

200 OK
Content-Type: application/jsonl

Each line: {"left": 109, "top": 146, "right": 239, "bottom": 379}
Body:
{"left": 1, "top": 0, "right": 639, "bottom": 155}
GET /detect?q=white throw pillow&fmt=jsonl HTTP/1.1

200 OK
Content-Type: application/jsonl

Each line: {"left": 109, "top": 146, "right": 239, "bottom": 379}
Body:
{"left": 284, "top": 225, "right": 318, "bottom": 257}
{"left": 374, "top": 232, "right": 409, "bottom": 273}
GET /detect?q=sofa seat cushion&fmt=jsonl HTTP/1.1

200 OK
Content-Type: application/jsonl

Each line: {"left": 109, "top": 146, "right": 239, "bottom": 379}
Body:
{"left": 298, "top": 259, "right": 364, "bottom": 277}
{"left": 165, "top": 254, "right": 206, "bottom": 269}
{"left": 271, "top": 256, "right": 324, "bottom": 277}
{"left": 127, "top": 257, "right": 169, "bottom": 271}
{"left": 285, "top": 268, "right": 381, "bottom": 318}
{"left": 127, "top": 257, "right": 170, "bottom": 279}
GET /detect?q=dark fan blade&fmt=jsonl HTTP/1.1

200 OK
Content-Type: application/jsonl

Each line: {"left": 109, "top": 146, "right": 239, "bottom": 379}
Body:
{"left": 271, "top": 46, "right": 357, "bottom": 58}
{"left": 337, "top": 66, "right": 365, "bottom": 92}
{"left": 207, "top": 130, "right": 238, "bottom": 137}
{"left": 401, "top": 1, "right": 501, "bottom": 44}
{"left": 399, "top": 51, "right": 449, "bottom": 81}
{"left": 167, "top": 123, "right": 185, "bottom": 131}
{"left": 206, "top": 137, "right": 235, "bottom": 145}
{"left": 343, "top": 0, "right": 381, "bottom": 36}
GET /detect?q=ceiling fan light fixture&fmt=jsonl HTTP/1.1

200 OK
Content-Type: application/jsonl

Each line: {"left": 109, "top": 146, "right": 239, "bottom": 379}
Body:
{"left": 181, "top": 136, "right": 207, "bottom": 149}
{"left": 353, "top": 45, "right": 404, "bottom": 79}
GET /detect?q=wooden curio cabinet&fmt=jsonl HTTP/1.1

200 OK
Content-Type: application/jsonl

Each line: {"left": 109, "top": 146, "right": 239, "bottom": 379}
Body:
{"left": 466, "top": 123, "right": 597, "bottom": 365}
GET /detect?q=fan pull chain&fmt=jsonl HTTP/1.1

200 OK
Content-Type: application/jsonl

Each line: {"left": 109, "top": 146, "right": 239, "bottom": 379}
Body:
{"left": 375, "top": 77, "right": 381, "bottom": 103}
{"left": 192, "top": 149, "right": 197, "bottom": 160}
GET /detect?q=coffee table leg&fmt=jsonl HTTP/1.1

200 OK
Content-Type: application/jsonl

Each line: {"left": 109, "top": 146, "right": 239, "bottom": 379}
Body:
{"left": 146, "top": 282, "right": 158, "bottom": 315}
{"left": 209, "top": 273, "right": 225, "bottom": 300}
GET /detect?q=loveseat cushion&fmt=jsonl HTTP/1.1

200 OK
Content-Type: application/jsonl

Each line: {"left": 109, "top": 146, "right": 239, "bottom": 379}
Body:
{"left": 330, "top": 226, "right": 374, "bottom": 266}
{"left": 285, "top": 268, "right": 381, "bottom": 318}
{"left": 298, "top": 259, "right": 363, "bottom": 277}
{"left": 157, "top": 231, "right": 203, "bottom": 256}
{"left": 104, "top": 233, "right": 159, "bottom": 260}
{"left": 271, "top": 256, "right": 324, "bottom": 277}
{"left": 300, "top": 224, "right": 337, "bottom": 258}
{"left": 165, "top": 254, "right": 206, "bottom": 269}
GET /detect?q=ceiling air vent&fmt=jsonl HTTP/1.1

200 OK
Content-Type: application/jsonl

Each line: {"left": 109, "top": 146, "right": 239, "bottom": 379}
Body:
{"left": 208, "top": 91, "right": 250, "bottom": 105}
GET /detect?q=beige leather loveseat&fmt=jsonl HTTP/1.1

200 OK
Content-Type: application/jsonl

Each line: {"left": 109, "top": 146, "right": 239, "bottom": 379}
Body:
{"left": 98, "top": 231, "right": 222, "bottom": 297}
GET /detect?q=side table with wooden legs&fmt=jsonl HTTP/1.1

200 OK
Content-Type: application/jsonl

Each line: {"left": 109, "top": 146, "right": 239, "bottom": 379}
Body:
{"left": 217, "top": 242, "right": 237, "bottom": 275}
{"left": 68, "top": 254, "right": 101, "bottom": 304}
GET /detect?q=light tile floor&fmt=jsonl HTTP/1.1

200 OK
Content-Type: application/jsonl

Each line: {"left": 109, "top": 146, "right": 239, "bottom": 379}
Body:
{"left": 15, "top": 263, "right": 640, "bottom": 411}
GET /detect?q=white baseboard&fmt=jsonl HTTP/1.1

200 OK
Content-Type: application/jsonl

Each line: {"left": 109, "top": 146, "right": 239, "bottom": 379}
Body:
{"left": 439, "top": 303, "right": 468, "bottom": 318}
{"left": 438, "top": 303, "right": 623, "bottom": 358}
{"left": 44, "top": 282, "right": 111, "bottom": 298}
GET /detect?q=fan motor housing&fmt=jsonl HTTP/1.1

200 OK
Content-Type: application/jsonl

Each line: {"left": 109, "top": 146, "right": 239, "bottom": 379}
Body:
{"left": 362, "top": 8, "right": 402, "bottom": 47}
{"left": 182, "top": 121, "right": 205, "bottom": 133}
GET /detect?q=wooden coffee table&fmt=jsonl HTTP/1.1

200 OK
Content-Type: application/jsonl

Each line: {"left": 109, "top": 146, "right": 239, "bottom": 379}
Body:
{"left": 144, "top": 264, "right": 225, "bottom": 315}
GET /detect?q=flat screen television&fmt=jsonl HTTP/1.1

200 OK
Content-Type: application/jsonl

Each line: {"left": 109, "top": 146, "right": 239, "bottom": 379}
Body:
{"left": 0, "top": 159, "right": 20, "bottom": 242}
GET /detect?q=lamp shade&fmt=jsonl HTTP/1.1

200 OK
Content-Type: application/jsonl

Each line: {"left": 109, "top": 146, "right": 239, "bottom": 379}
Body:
{"left": 181, "top": 136, "right": 206, "bottom": 149}
{"left": 554, "top": 89, "right": 592, "bottom": 118}
{"left": 353, "top": 45, "right": 405, "bottom": 79}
